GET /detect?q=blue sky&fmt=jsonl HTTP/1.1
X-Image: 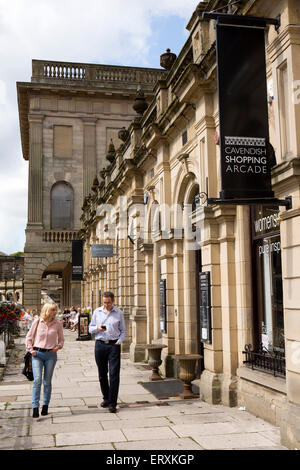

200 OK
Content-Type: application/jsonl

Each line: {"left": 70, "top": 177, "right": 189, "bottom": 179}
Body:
{"left": 0, "top": 0, "right": 199, "bottom": 255}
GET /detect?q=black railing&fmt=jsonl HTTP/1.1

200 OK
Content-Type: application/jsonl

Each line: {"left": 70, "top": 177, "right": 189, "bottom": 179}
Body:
{"left": 243, "top": 344, "right": 286, "bottom": 378}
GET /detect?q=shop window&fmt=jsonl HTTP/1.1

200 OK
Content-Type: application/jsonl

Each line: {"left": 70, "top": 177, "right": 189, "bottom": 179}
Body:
{"left": 243, "top": 206, "right": 286, "bottom": 377}
{"left": 251, "top": 206, "right": 285, "bottom": 355}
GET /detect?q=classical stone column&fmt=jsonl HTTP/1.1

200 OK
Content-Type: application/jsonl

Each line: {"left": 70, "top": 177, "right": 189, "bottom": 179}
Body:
{"left": 199, "top": 206, "right": 223, "bottom": 405}
{"left": 71, "top": 281, "right": 82, "bottom": 308}
{"left": 159, "top": 241, "right": 175, "bottom": 377}
{"left": 152, "top": 242, "right": 161, "bottom": 341}
{"left": 27, "top": 114, "right": 44, "bottom": 227}
{"left": 83, "top": 118, "right": 97, "bottom": 199}
{"left": 173, "top": 240, "right": 185, "bottom": 355}
{"left": 218, "top": 206, "right": 238, "bottom": 407}
{"left": 118, "top": 238, "right": 131, "bottom": 352}
{"left": 24, "top": 115, "right": 44, "bottom": 313}
{"left": 140, "top": 243, "right": 154, "bottom": 345}
{"left": 62, "top": 264, "right": 72, "bottom": 308}
{"left": 129, "top": 239, "right": 147, "bottom": 362}
{"left": 274, "top": 162, "right": 300, "bottom": 449}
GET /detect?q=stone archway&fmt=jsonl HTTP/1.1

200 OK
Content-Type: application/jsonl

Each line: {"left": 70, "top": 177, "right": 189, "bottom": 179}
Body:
{"left": 23, "top": 250, "right": 76, "bottom": 313}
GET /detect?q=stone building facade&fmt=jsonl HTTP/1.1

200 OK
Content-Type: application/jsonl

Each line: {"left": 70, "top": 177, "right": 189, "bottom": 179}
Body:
{"left": 79, "top": 0, "right": 300, "bottom": 449}
{"left": 0, "top": 253, "right": 24, "bottom": 303}
{"left": 17, "top": 60, "right": 163, "bottom": 312}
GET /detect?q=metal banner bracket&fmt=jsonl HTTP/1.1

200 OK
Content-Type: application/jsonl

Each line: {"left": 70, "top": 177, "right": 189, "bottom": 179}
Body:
{"left": 203, "top": 177, "right": 292, "bottom": 210}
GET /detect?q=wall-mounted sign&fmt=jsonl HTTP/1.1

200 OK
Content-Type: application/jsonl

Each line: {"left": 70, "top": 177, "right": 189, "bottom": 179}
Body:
{"left": 253, "top": 205, "right": 280, "bottom": 236}
{"left": 72, "top": 240, "right": 84, "bottom": 281}
{"left": 91, "top": 244, "right": 114, "bottom": 258}
{"left": 199, "top": 271, "right": 212, "bottom": 344}
{"left": 159, "top": 279, "right": 167, "bottom": 333}
{"left": 214, "top": 14, "right": 275, "bottom": 200}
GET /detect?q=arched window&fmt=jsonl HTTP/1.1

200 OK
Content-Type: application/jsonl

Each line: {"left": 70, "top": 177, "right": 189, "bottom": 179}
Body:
{"left": 51, "top": 182, "right": 74, "bottom": 229}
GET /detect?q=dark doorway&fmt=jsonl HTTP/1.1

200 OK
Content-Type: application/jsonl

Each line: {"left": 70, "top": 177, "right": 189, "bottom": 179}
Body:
{"left": 195, "top": 248, "right": 205, "bottom": 377}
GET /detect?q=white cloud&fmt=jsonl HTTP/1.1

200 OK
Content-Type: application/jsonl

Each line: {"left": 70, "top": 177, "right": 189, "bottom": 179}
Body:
{"left": 0, "top": 0, "right": 199, "bottom": 253}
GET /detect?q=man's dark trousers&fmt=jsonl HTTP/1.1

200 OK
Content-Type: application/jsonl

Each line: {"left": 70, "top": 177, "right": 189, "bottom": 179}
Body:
{"left": 95, "top": 341, "right": 121, "bottom": 407}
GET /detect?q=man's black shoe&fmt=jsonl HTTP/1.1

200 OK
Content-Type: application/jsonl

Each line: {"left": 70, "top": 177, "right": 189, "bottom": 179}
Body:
{"left": 101, "top": 400, "right": 109, "bottom": 408}
{"left": 109, "top": 406, "right": 117, "bottom": 413}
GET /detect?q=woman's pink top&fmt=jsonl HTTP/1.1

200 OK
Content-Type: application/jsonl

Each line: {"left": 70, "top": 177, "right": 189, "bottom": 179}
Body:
{"left": 26, "top": 317, "right": 64, "bottom": 352}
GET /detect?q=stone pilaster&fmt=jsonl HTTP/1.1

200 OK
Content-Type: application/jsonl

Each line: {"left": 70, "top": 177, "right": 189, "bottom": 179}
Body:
{"left": 199, "top": 206, "right": 222, "bottom": 405}
{"left": 129, "top": 240, "right": 147, "bottom": 362}
{"left": 160, "top": 241, "right": 176, "bottom": 377}
{"left": 140, "top": 243, "right": 154, "bottom": 345}
{"left": 28, "top": 114, "right": 44, "bottom": 227}
{"left": 71, "top": 280, "right": 82, "bottom": 308}
{"left": 173, "top": 240, "right": 185, "bottom": 355}
{"left": 83, "top": 118, "right": 97, "bottom": 198}
{"left": 218, "top": 206, "right": 238, "bottom": 407}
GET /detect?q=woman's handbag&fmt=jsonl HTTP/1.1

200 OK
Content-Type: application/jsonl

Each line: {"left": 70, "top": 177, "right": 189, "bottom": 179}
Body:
{"left": 22, "top": 318, "right": 40, "bottom": 381}
{"left": 22, "top": 351, "right": 34, "bottom": 381}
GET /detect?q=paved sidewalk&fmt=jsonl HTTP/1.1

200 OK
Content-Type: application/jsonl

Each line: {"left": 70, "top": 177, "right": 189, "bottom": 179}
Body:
{"left": 0, "top": 329, "right": 288, "bottom": 450}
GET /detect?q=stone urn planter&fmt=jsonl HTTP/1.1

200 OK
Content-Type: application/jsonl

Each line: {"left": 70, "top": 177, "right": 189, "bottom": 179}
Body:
{"left": 176, "top": 354, "right": 202, "bottom": 399}
{"left": 145, "top": 344, "right": 167, "bottom": 381}
{"left": 160, "top": 48, "right": 177, "bottom": 70}
{"left": 133, "top": 89, "right": 148, "bottom": 115}
{"left": 118, "top": 127, "right": 130, "bottom": 143}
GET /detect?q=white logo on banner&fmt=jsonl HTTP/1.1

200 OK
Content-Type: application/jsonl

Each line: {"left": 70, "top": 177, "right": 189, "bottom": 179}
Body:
{"left": 225, "top": 136, "right": 266, "bottom": 147}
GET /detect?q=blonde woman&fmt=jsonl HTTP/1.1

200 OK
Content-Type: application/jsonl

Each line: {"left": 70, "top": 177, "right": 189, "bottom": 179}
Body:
{"left": 26, "top": 303, "right": 64, "bottom": 418}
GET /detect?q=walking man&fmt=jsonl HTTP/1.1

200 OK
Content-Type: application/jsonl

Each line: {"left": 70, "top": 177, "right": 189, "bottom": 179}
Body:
{"left": 89, "top": 292, "right": 126, "bottom": 413}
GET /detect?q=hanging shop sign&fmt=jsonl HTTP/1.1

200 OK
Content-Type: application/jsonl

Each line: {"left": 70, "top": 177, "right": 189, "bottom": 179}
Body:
{"left": 72, "top": 240, "right": 84, "bottom": 281}
{"left": 201, "top": 13, "right": 292, "bottom": 209}
{"left": 199, "top": 271, "right": 212, "bottom": 344}
{"left": 216, "top": 15, "right": 274, "bottom": 199}
{"left": 91, "top": 244, "right": 114, "bottom": 258}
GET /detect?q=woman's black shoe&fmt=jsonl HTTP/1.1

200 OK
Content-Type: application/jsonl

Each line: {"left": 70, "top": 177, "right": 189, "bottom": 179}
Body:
{"left": 32, "top": 408, "right": 39, "bottom": 418}
{"left": 41, "top": 405, "right": 48, "bottom": 416}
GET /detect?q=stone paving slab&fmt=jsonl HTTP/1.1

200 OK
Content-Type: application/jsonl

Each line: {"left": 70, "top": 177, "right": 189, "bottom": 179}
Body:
{"left": 191, "top": 432, "right": 281, "bottom": 450}
{"left": 52, "top": 411, "right": 120, "bottom": 424}
{"left": 167, "top": 413, "right": 235, "bottom": 425}
{"left": 36, "top": 443, "right": 115, "bottom": 450}
{"left": 100, "top": 416, "right": 170, "bottom": 430}
{"left": 30, "top": 420, "right": 103, "bottom": 435}
{"left": 0, "top": 434, "right": 55, "bottom": 450}
{"left": 118, "top": 393, "right": 158, "bottom": 403}
{"left": 55, "top": 429, "right": 127, "bottom": 447}
{"left": 114, "top": 438, "right": 202, "bottom": 450}
{"left": 121, "top": 425, "right": 178, "bottom": 442}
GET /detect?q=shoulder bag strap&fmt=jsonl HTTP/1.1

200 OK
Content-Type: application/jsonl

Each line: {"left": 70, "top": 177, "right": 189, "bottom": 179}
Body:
{"left": 32, "top": 318, "right": 40, "bottom": 348}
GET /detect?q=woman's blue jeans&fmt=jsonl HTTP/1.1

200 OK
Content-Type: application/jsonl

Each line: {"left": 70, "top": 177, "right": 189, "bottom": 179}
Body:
{"left": 32, "top": 351, "right": 57, "bottom": 408}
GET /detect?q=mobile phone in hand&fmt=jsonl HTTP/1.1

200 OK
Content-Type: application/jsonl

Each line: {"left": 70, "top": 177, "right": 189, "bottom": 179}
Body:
{"left": 101, "top": 325, "right": 106, "bottom": 330}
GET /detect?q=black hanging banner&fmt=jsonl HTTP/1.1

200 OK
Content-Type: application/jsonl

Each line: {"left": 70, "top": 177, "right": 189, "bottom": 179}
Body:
{"left": 72, "top": 240, "right": 84, "bottom": 281}
{"left": 203, "top": 13, "right": 281, "bottom": 201}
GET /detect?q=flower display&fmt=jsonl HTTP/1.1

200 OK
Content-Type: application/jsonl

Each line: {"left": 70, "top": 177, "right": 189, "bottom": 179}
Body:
{"left": 0, "top": 302, "right": 22, "bottom": 334}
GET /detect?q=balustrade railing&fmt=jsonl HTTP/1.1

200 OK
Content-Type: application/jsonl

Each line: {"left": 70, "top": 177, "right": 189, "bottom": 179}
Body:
{"left": 243, "top": 344, "right": 286, "bottom": 378}
{"left": 42, "top": 231, "right": 80, "bottom": 243}
{"left": 32, "top": 60, "right": 164, "bottom": 87}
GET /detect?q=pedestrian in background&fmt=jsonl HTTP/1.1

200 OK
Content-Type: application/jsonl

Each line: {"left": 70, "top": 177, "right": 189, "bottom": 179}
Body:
{"left": 89, "top": 292, "right": 126, "bottom": 413}
{"left": 26, "top": 302, "right": 64, "bottom": 418}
